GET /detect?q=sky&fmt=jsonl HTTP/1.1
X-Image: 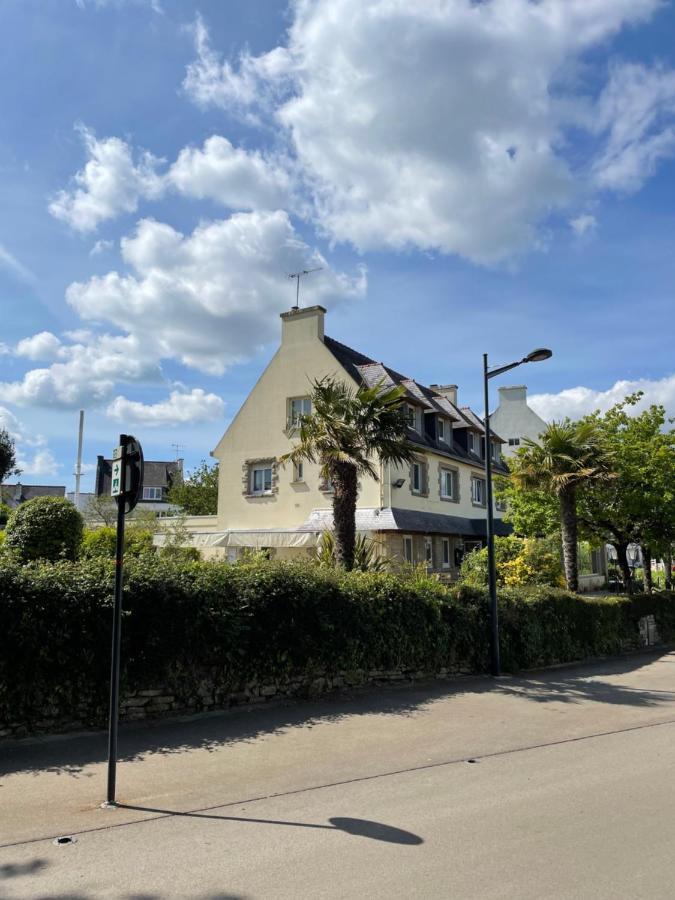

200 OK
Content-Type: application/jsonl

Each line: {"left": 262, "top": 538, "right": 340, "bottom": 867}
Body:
{"left": 1, "top": 0, "right": 674, "bottom": 490}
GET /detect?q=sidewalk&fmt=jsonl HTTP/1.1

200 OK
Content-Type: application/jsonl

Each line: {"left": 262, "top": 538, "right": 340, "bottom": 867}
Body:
{"left": 2, "top": 651, "right": 675, "bottom": 898}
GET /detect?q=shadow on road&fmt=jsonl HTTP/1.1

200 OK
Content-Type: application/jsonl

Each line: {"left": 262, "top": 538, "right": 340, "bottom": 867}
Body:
{"left": 1, "top": 651, "right": 671, "bottom": 779}
{"left": 118, "top": 803, "right": 423, "bottom": 845}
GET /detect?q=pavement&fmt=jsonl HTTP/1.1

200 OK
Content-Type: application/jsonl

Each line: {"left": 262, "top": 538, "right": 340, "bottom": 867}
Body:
{"left": 2, "top": 650, "right": 675, "bottom": 899}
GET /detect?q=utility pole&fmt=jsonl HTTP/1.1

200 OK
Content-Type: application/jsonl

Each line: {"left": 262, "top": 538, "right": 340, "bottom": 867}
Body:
{"left": 74, "top": 410, "right": 84, "bottom": 511}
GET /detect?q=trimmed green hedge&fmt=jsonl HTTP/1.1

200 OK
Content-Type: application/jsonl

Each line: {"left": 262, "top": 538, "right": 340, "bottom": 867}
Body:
{"left": 1, "top": 556, "right": 673, "bottom": 732}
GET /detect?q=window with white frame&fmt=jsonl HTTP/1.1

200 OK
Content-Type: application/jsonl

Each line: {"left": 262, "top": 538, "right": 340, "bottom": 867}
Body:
{"left": 440, "top": 467, "right": 456, "bottom": 500}
{"left": 403, "top": 535, "right": 414, "bottom": 563}
{"left": 411, "top": 459, "right": 427, "bottom": 495}
{"left": 491, "top": 442, "right": 500, "bottom": 462}
{"left": 495, "top": 497, "right": 507, "bottom": 512}
{"left": 142, "top": 486, "right": 162, "bottom": 501}
{"left": 467, "top": 431, "right": 479, "bottom": 455}
{"left": 251, "top": 465, "right": 273, "bottom": 494}
{"left": 437, "top": 417, "right": 445, "bottom": 442}
{"left": 288, "top": 396, "right": 311, "bottom": 428}
{"left": 442, "top": 538, "right": 450, "bottom": 568}
{"left": 406, "top": 404, "right": 419, "bottom": 431}
{"left": 292, "top": 461, "right": 304, "bottom": 482}
{"left": 471, "top": 476, "right": 486, "bottom": 506}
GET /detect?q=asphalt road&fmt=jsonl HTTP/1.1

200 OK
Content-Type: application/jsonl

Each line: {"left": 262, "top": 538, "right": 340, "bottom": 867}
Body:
{"left": 2, "top": 651, "right": 675, "bottom": 899}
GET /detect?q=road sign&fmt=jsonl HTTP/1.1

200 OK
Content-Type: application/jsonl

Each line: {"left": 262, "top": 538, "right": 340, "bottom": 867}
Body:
{"left": 110, "top": 459, "right": 123, "bottom": 497}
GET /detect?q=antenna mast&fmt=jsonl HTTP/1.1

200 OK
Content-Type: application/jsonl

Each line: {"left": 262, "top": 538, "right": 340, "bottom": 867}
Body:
{"left": 74, "top": 409, "right": 84, "bottom": 511}
{"left": 288, "top": 267, "right": 323, "bottom": 310}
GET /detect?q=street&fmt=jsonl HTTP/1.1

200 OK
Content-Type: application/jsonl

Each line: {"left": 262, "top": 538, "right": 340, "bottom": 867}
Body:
{"left": 2, "top": 651, "right": 675, "bottom": 899}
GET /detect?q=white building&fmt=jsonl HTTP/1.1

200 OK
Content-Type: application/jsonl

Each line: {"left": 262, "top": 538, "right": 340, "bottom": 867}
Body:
{"left": 490, "top": 385, "right": 547, "bottom": 458}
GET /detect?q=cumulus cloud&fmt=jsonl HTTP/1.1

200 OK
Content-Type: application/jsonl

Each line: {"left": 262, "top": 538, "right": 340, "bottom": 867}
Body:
{"left": 184, "top": 1, "right": 675, "bottom": 264}
{"left": 49, "top": 124, "right": 164, "bottom": 233}
{"left": 0, "top": 406, "right": 60, "bottom": 477}
{"left": 570, "top": 214, "right": 597, "bottom": 236}
{"left": 0, "top": 334, "right": 160, "bottom": 409}
{"left": 15, "top": 332, "right": 63, "bottom": 361}
{"left": 66, "top": 210, "right": 366, "bottom": 375}
{"left": 107, "top": 388, "right": 225, "bottom": 426}
{"left": 530, "top": 374, "right": 675, "bottom": 422}
{"left": 168, "top": 135, "right": 292, "bottom": 210}
{"left": 90, "top": 239, "right": 114, "bottom": 256}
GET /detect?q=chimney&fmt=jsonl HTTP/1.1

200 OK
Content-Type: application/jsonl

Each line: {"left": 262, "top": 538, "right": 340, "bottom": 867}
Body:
{"left": 498, "top": 385, "right": 528, "bottom": 404}
{"left": 430, "top": 384, "right": 458, "bottom": 406}
{"left": 280, "top": 305, "right": 326, "bottom": 347}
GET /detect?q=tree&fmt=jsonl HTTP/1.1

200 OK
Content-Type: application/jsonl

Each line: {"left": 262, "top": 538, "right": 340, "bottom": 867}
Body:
{"left": 577, "top": 395, "right": 675, "bottom": 593}
{"left": 495, "top": 474, "right": 559, "bottom": 538}
{"left": 5, "top": 496, "right": 84, "bottom": 562}
{"left": 510, "top": 420, "right": 615, "bottom": 592}
{"left": 0, "top": 428, "right": 20, "bottom": 484}
{"left": 281, "top": 376, "right": 413, "bottom": 570}
{"left": 167, "top": 460, "right": 219, "bottom": 516}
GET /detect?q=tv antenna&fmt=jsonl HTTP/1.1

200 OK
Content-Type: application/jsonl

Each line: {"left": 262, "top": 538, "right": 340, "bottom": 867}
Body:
{"left": 171, "top": 443, "right": 185, "bottom": 461}
{"left": 288, "top": 267, "right": 323, "bottom": 310}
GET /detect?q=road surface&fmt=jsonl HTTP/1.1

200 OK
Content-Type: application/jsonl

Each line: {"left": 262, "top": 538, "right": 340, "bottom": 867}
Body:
{"left": 2, "top": 651, "right": 675, "bottom": 898}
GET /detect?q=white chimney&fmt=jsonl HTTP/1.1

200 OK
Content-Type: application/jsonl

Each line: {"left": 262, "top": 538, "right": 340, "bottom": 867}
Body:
{"left": 280, "top": 305, "right": 326, "bottom": 346}
{"left": 430, "top": 384, "right": 458, "bottom": 405}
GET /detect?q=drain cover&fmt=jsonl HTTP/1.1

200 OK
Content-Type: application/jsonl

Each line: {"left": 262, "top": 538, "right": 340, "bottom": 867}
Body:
{"left": 466, "top": 758, "right": 479, "bottom": 764}
{"left": 53, "top": 836, "right": 77, "bottom": 846}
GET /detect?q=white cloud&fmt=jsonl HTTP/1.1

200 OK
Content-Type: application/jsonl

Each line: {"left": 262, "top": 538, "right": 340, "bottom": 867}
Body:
{"left": 185, "top": 1, "right": 674, "bottom": 264}
{"left": 168, "top": 136, "right": 291, "bottom": 211}
{"left": 49, "top": 124, "right": 164, "bottom": 233}
{"left": 0, "top": 334, "right": 160, "bottom": 409}
{"left": 90, "top": 239, "right": 114, "bottom": 256}
{"left": 530, "top": 374, "right": 675, "bottom": 421}
{"left": 107, "top": 388, "right": 225, "bottom": 426}
{"left": 15, "top": 332, "right": 63, "bottom": 361}
{"left": 0, "top": 243, "right": 35, "bottom": 284}
{"left": 591, "top": 62, "right": 675, "bottom": 192}
{"left": 0, "top": 406, "right": 60, "bottom": 477}
{"left": 67, "top": 210, "right": 365, "bottom": 375}
{"left": 570, "top": 214, "right": 597, "bottom": 236}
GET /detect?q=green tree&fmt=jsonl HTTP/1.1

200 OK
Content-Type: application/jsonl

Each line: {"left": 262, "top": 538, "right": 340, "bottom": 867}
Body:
{"left": 281, "top": 376, "right": 413, "bottom": 570}
{"left": 510, "top": 420, "right": 615, "bottom": 592}
{"left": 577, "top": 395, "right": 675, "bottom": 593}
{"left": 495, "top": 474, "right": 559, "bottom": 537}
{"left": 167, "top": 460, "right": 219, "bottom": 515}
{"left": 5, "top": 496, "right": 84, "bottom": 562}
{"left": 0, "top": 428, "right": 20, "bottom": 484}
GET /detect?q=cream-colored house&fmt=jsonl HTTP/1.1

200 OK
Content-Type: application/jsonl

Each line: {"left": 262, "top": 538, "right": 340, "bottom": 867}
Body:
{"left": 171, "top": 305, "right": 510, "bottom": 577}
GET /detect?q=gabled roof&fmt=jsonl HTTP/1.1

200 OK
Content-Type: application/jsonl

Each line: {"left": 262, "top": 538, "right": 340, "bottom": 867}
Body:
{"left": 95, "top": 457, "right": 183, "bottom": 498}
{"left": 1, "top": 484, "right": 66, "bottom": 508}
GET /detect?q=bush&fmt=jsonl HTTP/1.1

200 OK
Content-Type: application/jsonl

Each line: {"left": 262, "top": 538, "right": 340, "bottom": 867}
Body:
{"left": 5, "top": 497, "right": 84, "bottom": 562}
{"left": 1, "top": 554, "right": 673, "bottom": 733}
{"left": 0, "top": 503, "right": 11, "bottom": 528}
{"left": 459, "top": 535, "right": 563, "bottom": 588}
{"left": 81, "top": 526, "right": 157, "bottom": 560}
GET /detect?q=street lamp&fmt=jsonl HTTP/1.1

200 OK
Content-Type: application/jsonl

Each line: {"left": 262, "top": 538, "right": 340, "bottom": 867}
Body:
{"left": 483, "top": 347, "right": 552, "bottom": 676}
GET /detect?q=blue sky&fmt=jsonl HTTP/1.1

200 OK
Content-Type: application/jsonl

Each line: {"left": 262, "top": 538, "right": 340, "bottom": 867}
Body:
{"left": 1, "top": 0, "right": 674, "bottom": 490}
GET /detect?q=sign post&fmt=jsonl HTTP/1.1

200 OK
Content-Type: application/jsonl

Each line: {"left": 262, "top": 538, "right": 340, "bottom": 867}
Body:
{"left": 104, "top": 434, "right": 143, "bottom": 808}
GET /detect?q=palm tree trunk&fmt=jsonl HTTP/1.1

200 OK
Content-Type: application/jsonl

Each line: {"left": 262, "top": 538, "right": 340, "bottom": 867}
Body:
{"left": 641, "top": 544, "right": 652, "bottom": 594}
{"left": 331, "top": 461, "right": 358, "bottom": 571}
{"left": 559, "top": 485, "right": 579, "bottom": 592}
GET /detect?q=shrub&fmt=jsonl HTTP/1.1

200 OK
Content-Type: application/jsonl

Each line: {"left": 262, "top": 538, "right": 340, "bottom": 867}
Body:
{"left": 459, "top": 535, "right": 563, "bottom": 588}
{"left": 0, "top": 503, "right": 11, "bottom": 528}
{"left": 81, "top": 526, "right": 156, "bottom": 559}
{"left": 1, "top": 553, "right": 673, "bottom": 734}
{"left": 5, "top": 497, "right": 83, "bottom": 562}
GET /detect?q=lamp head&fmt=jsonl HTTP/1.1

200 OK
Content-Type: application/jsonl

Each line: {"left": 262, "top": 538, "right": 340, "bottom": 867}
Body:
{"left": 525, "top": 348, "right": 553, "bottom": 364}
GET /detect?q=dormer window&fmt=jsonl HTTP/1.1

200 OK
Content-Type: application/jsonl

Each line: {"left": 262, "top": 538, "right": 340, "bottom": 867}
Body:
{"left": 437, "top": 417, "right": 445, "bottom": 442}
{"left": 406, "top": 404, "right": 420, "bottom": 432}
{"left": 491, "top": 442, "right": 500, "bottom": 462}
{"left": 467, "top": 432, "right": 480, "bottom": 456}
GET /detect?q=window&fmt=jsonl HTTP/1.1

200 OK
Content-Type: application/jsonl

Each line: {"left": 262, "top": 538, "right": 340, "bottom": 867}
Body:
{"left": 491, "top": 442, "right": 500, "bottom": 462}
{"left": 403, "top": 535, "right": 414, "bottom": 563}
{"left": 412, "top": 462, "right": 421, "bottom": 492}
{"left": 471, "top": 476, "right": 486, "bottom": 506}
{"left": 425, "top": 537, "right": 433, "bottom": 567}
{"left": 508, "top": 438, "right": 520, "bottom": 447}
{"left": 495, "top": 498, "right": 507, "bottom": 512}
{"left": 406, "top": 404, "right": 419, "bottom": 431}
{"left": 467, "top": 431, "right": 481, "bottom": 456}
{"left": 288, "top": 396, "right": 311, "bottom": 428}
{"left": 442, "top": 538, "right": 450, "bottom": 569}
{"left": 251, "top": 466, "right": 273, "bottom": 494}
{"left": 293, "top": 461, "right": 304, "bottom": 482}
{"left": 440, "top": 468, "right": 456, "bottom": 500}
{"left": 437, "top": 417, "right": 445, "bottom": 441}
{"left": 142, "top": 486, "right": 162, "bottom": 501}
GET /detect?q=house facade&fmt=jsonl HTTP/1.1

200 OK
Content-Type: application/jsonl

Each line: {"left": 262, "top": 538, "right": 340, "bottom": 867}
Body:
{"left": 489, "top": 385, "right": 547, "bottom": 458}
{"left": 174, "top": 306, "right": 510, "bottom": 577}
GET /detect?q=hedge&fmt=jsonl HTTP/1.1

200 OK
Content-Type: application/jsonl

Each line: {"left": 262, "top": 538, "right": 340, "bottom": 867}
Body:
{"left": 1, "top": 556, "right": 673, "bottom": 733}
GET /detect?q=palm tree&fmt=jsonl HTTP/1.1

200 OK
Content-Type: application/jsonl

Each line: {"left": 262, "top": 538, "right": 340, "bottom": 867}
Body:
{"left": 280, "top": 376, "right": 414, "bottom": 570}
{"left": 510, "top": 421, "right": 615, "bottom": 592}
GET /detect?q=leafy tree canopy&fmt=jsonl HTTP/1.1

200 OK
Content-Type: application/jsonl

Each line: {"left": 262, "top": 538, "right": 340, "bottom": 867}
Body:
{"left": 167, "top": 460, "right": 219, "bottom": 516}
{"left": 0, "top": 428, "right": 20, "bottom": 484}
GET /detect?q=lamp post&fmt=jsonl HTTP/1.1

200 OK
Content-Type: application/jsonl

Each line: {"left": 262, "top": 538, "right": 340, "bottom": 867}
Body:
{"left": 483, "top": 347, "right": 552, "bottom": 676}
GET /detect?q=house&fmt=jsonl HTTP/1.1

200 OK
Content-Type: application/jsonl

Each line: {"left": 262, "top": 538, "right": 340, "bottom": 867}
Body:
{"left": 169, "top": 305, "right": 510, "bottom": 577}
{"left": 1, "top": 483, "right": 66, "bottom": 509}
{"left": 489, "top": 385, "right": 547, "bottom": 458}
{"left": 95, "top": 456, "right": 183, "bottom": 514}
